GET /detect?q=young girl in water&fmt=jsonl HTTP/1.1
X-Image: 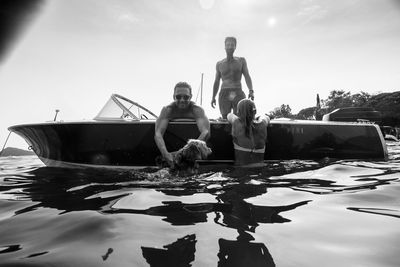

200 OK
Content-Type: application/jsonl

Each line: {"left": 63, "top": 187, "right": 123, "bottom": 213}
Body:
{"left": 227, "top": 99, "right": 270, "bottom": 166}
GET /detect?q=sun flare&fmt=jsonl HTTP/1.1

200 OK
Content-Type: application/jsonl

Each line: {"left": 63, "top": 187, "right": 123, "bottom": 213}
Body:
{"left": 267, "top": 17, "right": 277, "bottom": 27}
{"left": 199, "top": 0, "right": 215, "bottom": 10}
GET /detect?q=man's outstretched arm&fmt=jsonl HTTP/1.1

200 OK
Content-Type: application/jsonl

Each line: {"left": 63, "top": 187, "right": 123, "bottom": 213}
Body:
{"left": 211, "top": 63, "right": 221, "bottom": 108}
{"left": 195, "top": 108, "right": 210, "bottom": 141}
{"left": 154, "top": 107, "right": 173, "bottom": 166}
{"left": 242, "top": 58, "right": 254, "bottom": 100}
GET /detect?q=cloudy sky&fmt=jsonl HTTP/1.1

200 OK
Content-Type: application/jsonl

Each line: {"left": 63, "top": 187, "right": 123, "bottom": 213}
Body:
{"left": 1, "top": 0, "right": 400, "bottom": 148}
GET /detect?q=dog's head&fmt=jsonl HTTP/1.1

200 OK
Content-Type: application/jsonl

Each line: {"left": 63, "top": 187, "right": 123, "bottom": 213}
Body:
{"left": 181, "top": 139, "right": 212, "bottom": 160}
{"left": 173, "top": 139, "right": 212, "bottom": 169}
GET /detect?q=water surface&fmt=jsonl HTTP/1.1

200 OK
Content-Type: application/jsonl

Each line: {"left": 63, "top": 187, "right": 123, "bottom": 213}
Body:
{"left": 0, "top": 142, "right": 399, "bottom": 266}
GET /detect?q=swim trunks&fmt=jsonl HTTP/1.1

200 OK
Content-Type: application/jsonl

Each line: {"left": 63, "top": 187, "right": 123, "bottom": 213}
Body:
{"left": 218, "top": 88, "right": 246, "bottom": 118}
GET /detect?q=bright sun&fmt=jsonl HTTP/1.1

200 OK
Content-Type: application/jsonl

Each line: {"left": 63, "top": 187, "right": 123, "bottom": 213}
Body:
{"left": 199, "top": 0, "right": 215, "bottom": 10}
{"left": 267, "top": 17, "right": 277, "bottom": 27}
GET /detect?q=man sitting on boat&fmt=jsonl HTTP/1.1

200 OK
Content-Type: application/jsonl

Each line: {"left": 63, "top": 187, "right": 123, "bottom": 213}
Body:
{"left": 227, "top": 99, "right": 270, "bottom": 166}
{"left": 155, "top": 82, "right": 210, "bottom": 167}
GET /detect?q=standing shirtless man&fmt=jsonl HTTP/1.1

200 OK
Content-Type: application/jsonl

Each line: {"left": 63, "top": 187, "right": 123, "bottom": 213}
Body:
{"left": 211, "top": 37, "right": 254, "bottom": 119}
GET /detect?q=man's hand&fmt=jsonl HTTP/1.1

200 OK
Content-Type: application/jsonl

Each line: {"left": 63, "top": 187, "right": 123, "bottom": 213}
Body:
{"left": 248, "top": 90, "right": 254, "bottom": 100}
{"left": 211, "top": 98, "right": 216, "bottom": 108}
{"left": 163, "top": 152, "right": 174, "bottom": 168}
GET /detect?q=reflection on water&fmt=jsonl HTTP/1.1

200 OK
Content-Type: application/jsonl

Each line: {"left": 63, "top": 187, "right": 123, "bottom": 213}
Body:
{"left": 142, "top": 234, "right": 196, "bottom": 267}
{"left": 0, "top": 142, "right": 399, "bottom": 266}
{"left": 218, "top": 229, "right": 275, "bottom": 267}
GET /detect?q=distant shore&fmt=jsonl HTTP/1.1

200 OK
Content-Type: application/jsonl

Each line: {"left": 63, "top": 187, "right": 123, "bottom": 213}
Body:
{"left": 0, "top": 147, "right": 35, "bottom": 157}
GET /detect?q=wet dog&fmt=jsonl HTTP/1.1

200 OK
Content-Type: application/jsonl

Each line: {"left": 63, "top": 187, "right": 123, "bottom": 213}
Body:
{"left": 156, "top": 139, "right": 212, "bottom": 175}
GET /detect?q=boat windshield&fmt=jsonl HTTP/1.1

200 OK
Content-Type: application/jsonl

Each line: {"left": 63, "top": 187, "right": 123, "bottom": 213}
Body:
{"left": 94, "top": 94, "right": 158, "bottom": 121}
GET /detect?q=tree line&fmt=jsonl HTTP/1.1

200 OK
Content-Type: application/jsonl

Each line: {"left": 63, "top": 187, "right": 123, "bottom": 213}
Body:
{"left": 268, "top": 90, "right": 400, "bottom": 126}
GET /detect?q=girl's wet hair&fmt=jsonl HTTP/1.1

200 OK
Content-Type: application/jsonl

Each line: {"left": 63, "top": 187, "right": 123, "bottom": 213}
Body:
{"left": 237, "top": 99, "right": 256, "bottom": 137}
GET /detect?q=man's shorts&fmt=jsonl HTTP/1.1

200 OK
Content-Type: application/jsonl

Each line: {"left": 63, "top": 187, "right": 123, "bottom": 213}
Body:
{"left": 218, "top": 88, "right": 246, "bottom": 118}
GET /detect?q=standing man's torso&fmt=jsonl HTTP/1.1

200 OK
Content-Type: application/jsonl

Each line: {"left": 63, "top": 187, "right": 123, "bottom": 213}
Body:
{"left": 218, "top": 57, "right": 244, "bottom": 90}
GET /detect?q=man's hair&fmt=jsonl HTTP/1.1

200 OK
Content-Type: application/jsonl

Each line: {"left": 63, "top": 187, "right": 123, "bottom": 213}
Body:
{"left": 174, "top": 82, "right": 192, "bottom": 95}
{"left": 225, "top": 36, "right": 237, "bottom": 46}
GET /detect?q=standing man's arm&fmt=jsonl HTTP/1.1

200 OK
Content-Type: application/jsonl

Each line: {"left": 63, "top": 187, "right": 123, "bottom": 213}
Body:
{"left": 211, "top": 63, "right": 221, "bottom": 108}
{"left": 154, "top": 107, "right": 174, "bottom": 166}
{"left": 195, "top": 107, "right": 210, "bottom": 141}
{"left": 242, "top": 58, "right": 254, "bottom": 100}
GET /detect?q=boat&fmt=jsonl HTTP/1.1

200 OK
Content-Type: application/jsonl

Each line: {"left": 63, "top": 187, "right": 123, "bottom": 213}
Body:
{"left": 8, "top": 94, "right": 388, "bottom": 168}
{"left": 323, "top": 107, "right": 399, "bottom": 142}
{"left": 322, "top": 107, "right": 382, "bottom": 123}
{"left": 381, "top": 126, "right": 399, "bottom": 142}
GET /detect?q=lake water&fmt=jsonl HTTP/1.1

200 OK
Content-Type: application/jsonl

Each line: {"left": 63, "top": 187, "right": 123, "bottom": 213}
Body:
{"left": 0, "top": 142, "right": 399, "bottom": 267}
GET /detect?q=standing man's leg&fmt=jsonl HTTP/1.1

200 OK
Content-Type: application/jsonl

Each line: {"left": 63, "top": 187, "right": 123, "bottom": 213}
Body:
{"left": 232, "top": 90, "right": 246, "bottom": 115}
{"left": 218, "top": 90, "right": 231, "bottom": 119}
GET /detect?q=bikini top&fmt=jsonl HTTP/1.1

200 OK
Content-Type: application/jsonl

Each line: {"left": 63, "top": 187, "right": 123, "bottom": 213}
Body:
{"left": 231, "top": 118, "right": 267, "bottom": 154}
{"left": 233, "top": 142, "right": 265, "bottom": 154}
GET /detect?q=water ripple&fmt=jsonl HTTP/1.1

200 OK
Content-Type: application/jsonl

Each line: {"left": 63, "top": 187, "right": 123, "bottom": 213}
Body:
{"left": 1, "top": 146, "right": 400, "bottom": 266}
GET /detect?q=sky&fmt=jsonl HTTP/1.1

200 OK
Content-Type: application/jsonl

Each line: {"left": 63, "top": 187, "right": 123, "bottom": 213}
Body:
{"left": 1, "top": 0, "right": 400, "bottom": 149}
